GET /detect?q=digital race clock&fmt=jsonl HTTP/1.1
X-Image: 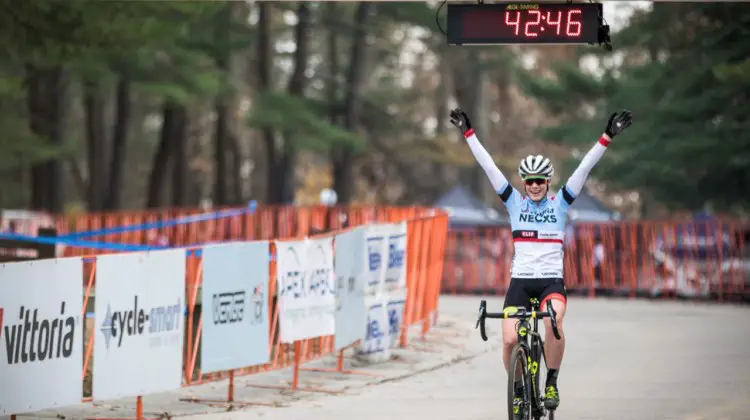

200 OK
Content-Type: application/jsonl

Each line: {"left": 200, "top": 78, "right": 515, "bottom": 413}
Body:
{"left": 447, "top": 2, "right": 606, "bottom": 46}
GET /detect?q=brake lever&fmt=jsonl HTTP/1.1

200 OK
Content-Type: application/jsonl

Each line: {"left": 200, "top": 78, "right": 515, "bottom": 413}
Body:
{"left": 546, "top": 300, "right": 561, "bottom": 340}
{"left": 477, "top": 300, "right": 488, "bottom": 341}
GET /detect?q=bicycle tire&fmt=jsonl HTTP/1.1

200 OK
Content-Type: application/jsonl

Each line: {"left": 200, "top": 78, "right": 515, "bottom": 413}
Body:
{"left": 507, "top": 343, "right": 531, "bottom": 420}
{"left": 530, "top": 336, "right": 544, "bottom": 420}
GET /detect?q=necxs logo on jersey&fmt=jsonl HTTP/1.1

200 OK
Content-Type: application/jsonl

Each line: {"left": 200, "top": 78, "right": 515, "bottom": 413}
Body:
{"left": 1, "top": 302, "right": 79, "bottom": 365}
{"left": 519, "top": 207, "right": 558, "bottom": 224}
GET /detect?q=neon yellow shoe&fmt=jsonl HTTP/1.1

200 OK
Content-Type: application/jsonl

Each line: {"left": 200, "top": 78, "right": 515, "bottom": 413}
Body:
{"left": 543, "top": 385, "right": 560, "bottom": 410}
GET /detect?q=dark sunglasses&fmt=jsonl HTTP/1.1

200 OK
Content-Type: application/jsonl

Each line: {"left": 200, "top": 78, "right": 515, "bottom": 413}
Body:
{"left": 523, "top": 178, "right": 549, "bottom": 186}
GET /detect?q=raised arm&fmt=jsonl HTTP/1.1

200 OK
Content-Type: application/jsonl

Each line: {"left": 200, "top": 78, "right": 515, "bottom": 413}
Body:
{"left": 564, "top": 135, "right": 610, "bottom": 197}
{"left": 464, "top": 129, "right": 510, "bottom": 193}
{"left": 450, "top": 108, "right": 516, "bottom": 202}
{"left": 561, "top": 110, "right": 633, "bottom": 204}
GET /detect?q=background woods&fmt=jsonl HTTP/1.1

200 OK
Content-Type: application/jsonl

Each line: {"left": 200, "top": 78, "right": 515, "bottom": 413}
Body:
{"left": 0, "top": 1, "right": 748, "bottom": 217}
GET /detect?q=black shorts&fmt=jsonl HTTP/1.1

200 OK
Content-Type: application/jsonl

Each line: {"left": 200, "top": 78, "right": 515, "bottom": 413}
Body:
{"left": 503, "top": 277, "right": 568, "bottom": 310}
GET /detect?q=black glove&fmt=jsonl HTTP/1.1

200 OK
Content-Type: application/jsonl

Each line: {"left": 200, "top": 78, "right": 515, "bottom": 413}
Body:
{"left": 604, "top": 110, "right": 633, "bottom": 138}
{"left": 449, "top": 108, "right": 472, "bottom": 135}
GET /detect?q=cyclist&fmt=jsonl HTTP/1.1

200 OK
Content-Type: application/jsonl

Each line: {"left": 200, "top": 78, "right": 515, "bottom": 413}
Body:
{"left": 449, "top": 108, "right": 632, "bottom": 416}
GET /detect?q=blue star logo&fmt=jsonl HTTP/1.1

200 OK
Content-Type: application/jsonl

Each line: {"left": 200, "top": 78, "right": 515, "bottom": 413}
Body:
{"left": 99, "top": 304, "right": 114, "bottom": 350}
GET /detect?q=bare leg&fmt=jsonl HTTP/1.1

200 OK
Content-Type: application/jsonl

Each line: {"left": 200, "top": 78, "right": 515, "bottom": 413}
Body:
{"left": 502, "top": 318, "right": 521, "bottom": 373}
{"left": 542, "top": 299, "right": 566, "bottom": 370}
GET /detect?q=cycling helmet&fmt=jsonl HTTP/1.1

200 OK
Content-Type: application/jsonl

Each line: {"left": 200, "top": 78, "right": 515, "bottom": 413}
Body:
{"left": 518, "top": 154, "right": 554, "bottom": 178}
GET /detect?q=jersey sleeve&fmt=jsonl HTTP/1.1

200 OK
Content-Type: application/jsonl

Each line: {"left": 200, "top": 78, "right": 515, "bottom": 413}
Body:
{"left": 559, "top": 134, "right": 611, "bottom": 206}
{"left": 498, "top": 183, "right": 523, "bottom": 213}
{"left": 464, "top": 129, "right": 520, "bottom": 210}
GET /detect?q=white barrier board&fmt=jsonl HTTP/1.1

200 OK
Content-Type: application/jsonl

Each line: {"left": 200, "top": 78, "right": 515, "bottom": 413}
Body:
{"left": 365, "top": 224, "right": 389, "bottom": 296}
{"left": 202, "top": 241, "right": 270, "bottom": 373}
{"left": 276, "top": 237, "right": 336, "bottom": 343}
{"left": 92, "top": 249, "right": 186, "bottom": 401}
{"left": 0, "top": 258, "right": 83, "bottom": 415}
{"left": 384, "top": 221, "right": 408, "bottom": 292}
{"left": 333, "top": 227, "right": 367, "bottom": 350}
{"left": 358, "top": 295, "right": 391, "bottom": 362}
{"left": 359, "top": 222, "right": 410, "bottom": 359}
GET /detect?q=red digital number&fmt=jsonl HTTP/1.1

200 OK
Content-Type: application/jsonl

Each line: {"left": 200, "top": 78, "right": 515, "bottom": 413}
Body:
{"left": 566, "top": 9, "right": 582, "bottom": 36}
{"left": 505, "top": 11, "right": 521, "bottom": 35}
{"left": 524, "top": 10, "right": 541, "bottom": 37}
{"left": 546, "top": 10, "right": 562, "bottom": 35}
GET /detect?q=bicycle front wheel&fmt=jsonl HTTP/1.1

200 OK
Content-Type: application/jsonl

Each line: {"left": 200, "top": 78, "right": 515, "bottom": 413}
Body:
{"left": 507, "top": 343, "right": 530, "bottom": 420}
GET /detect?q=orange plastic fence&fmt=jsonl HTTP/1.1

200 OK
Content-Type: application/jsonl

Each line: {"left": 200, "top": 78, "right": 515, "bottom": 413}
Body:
{"left": 441, "top": 220, "right": 748, "bottom": 301}
{"left": 56, "top": 206, "right": 435, "bottom": 255}
{"left": 64, "top": 205, "right": 448, "bottom": 419}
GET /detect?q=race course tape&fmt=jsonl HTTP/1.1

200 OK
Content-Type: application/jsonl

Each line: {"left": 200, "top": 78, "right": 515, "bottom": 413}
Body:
{"left": 57, "top": 206, "right": 254, "bottom": 240}
{"left": 0, "top": 232, "right": 281, "bottom": 262}
{"left": 0, "top": 232, "right": 161, "bottom": 252}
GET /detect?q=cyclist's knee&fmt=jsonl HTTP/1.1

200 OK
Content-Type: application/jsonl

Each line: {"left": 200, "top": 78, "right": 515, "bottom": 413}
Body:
{"left": 501, "top": 319, "right": 518, "bottom": 347}
{"left": 542, "top": 298, "right": 566, "bottom": 333}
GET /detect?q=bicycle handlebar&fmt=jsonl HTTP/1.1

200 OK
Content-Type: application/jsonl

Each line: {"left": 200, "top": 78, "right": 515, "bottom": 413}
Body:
{"left": 475, "top": 300, "right": 561, "bottom": 342}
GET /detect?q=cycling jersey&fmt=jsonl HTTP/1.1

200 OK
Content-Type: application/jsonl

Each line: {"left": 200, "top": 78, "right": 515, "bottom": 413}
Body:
{"left": 463, "top": 128, "right": 610, "bottom": 279}
{"left": 500, "top": 186, "right": 571, "bottom": 278}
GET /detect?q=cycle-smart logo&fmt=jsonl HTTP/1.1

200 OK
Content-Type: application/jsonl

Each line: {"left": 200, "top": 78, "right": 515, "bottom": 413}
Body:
{"left": 99, "top": 296, "right": 181, "bottom": 350}
{"left": 1, "top": 302, "right": 80, "bottom": 365}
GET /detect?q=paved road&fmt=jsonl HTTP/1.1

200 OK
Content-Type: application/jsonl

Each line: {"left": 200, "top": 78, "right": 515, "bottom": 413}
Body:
{"left": 188, "top": 296, "right": 750, "bottom": 420}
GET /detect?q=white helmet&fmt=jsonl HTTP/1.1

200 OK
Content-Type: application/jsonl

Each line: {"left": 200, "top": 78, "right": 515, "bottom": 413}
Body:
{"left": 518, "top": 154, "right": 554, "bottom": 178}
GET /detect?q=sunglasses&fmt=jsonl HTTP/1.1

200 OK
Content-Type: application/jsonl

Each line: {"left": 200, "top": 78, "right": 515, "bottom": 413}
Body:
{"left": 523, "top": 178, "right": 549, "bottom": 186}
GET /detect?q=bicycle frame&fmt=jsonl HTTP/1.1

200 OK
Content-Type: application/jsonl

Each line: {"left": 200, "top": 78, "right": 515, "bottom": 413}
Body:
{"left": 513, "top": 298, "right": 548, "bottom": 416}
{"left": 476, "top": 298, "right": 559, "bottom": 419}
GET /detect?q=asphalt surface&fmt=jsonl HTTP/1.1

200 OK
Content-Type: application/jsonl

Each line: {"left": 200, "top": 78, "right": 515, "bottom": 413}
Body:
{"left": 185, "top": 295, "right": 750, "bottom": 420}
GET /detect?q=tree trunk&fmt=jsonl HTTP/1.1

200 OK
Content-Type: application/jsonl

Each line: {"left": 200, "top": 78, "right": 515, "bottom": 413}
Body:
{"left": 84, "top": 80, "right": 108, "bottom": 211}
{"left": 325, "top": 2, "right": 339, "bottom": 125}
{"left": 170, "top": 105, "right": 188, "bottom": 207}
{"left": 228, "top": 134, "right": 243, "bottom": 204}
{"left": 214, "top": 101, "right": 229, "bottom": 206}
{"left": 432, "top": 52, "right": 449, "bottom": 185}
{"left": 332, "top": 2, "right": 373, "bottom": 205}
{"left": 25, "top": 65, "right": 66, "bottom": 212}
{"left": 256, "top": 1, "right": 278, "bottom": 204}
{"left": 103, "top": 76, "right": 131, "bottom": 210}
{"left": 451, "top": 49, "right": 483, "bottom": 196}
{"left": 146, "top": 101, "right": 178, "bottom": 208}
{"left": 278, "top": 1, "right": 312, "bottom": 204}
{"left": 213, "top": 3, "right": 232, "bottom": 206}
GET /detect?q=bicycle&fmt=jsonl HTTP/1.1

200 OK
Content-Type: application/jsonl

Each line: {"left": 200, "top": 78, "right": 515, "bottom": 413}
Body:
{"left": 476, "top": 298, "right": 562, "bottom": 420}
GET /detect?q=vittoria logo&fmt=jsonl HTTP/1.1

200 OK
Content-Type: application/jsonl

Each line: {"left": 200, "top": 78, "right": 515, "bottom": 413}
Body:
{"left": 1, "top": 302, "right": 79, "bottom": 365}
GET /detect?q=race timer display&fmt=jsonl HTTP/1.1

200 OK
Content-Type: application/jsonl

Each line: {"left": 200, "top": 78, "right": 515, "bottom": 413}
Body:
{"left": 447, "top": 3, "right": 603, "bottom": 45}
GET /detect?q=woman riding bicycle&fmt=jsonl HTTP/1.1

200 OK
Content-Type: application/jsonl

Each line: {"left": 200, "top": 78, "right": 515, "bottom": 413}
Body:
{"left": 449, "top": 108, "right": 632, "bottom": 416}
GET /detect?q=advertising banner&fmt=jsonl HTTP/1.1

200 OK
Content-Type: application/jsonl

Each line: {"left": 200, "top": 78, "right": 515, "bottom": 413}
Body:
{"left": 0, "top": 258, "right": 83, "bottom": 415}
{"left": 358, "top": 222, "right": 409, "bottom": 359}
{"left": 276, "top": 237, "right": 336, "bottom": 343}
{"left": 384, "top": 221, "right": 408, "bottom": 292}
{"left": 333, "top": 227, "right": 367, "bottom": 351}
{"left": 201, "top": 241, "right": 270, "bottom": 373}
{"left": 365, "top": 224, "right": 389, "bottom": 296}
{"left": 357, "top": 295, "right": 391, "bottom": 362}
{"left": 387, "top": 297, "right": 406, "bottom": 349}
{"left": 92, "top": 249, "right": 186, "bottom": 401}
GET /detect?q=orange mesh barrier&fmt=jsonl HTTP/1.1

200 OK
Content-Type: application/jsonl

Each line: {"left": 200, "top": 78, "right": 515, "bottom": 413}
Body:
{"left": 58, "top": 205, "right": 448, "bottom": 420}
{"left": 441, "top": 220, "right": 748, "bottom": 302}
